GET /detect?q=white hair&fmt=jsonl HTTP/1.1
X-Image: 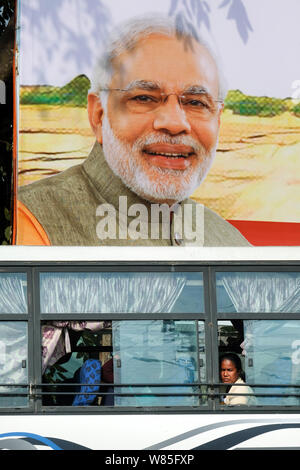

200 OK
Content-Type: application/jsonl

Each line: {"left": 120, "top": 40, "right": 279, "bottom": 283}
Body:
{"left": 89, "top": 13, "right": 228, "bottom": 105}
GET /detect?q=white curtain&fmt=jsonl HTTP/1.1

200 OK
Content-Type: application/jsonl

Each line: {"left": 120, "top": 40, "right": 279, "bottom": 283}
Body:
{"left": 219, "top": 272, "right": 300, "bottom": 312}
{"left": 42, "top": 321, "right": 110, "bottom": 372}
{"left": 40, "top": 272, "right": 186, "bottom": 313}
{"left": 0, "top": 274, "right": 27, "bottom": 313}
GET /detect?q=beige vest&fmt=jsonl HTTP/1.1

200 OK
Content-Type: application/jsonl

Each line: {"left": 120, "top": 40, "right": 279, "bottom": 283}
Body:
{"left": 18, "top": 142, "right": 250, "bottom": 247}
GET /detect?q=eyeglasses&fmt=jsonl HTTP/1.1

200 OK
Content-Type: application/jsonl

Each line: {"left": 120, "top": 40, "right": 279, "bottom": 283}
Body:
{"left": 100, "top": 88, "right": 223, "bottom": 118}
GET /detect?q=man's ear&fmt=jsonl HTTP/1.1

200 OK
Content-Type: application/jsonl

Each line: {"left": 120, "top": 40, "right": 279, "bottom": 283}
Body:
{"left": 87, "top": 93, "right": 104, "bottom": 144}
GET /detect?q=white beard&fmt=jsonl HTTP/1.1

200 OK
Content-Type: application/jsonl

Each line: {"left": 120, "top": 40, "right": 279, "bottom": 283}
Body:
{"left": 102, "top": 114, "right": 217, "bottom": 203}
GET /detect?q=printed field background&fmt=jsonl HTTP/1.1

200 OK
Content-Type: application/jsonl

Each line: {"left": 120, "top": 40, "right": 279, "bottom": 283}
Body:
{"left": 18, "top": 79, "right": 300, "bottom": 223}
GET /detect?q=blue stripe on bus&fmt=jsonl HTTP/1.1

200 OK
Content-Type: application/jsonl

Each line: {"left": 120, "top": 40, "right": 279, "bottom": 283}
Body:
{"left": 0, "top": 432, "right": 62, "bottom": 450}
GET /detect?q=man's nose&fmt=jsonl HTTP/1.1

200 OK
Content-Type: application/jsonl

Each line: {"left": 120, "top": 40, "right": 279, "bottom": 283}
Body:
{"left": 153, "top": 95, "right": 191, "bottom": 135}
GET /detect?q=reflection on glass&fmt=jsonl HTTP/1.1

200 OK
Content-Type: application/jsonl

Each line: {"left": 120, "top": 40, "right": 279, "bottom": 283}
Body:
{"left": 40, "top": 272, "right": 204, "bottom": 314}
{"left": 216, "top": 272, "right": 300, "bottom": 313}
{"left": 0, "top": 322, "right": 28, "bottom": 407}
{"left": 244, "top": 320, "right": 300, "bottom": 406}
{"left": 218, "top": 320, "right": 300, "bottom": 406}
{"left": 0, "top": 273, "right": 27, "bottom": 313}
{"left": 113, "top": 320, "right": 206, "bottom": 407}
{"left": 41, "top": 320, "right": 206, "bottom": 407}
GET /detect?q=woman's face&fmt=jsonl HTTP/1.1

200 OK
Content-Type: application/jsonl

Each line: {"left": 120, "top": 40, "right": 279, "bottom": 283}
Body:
{"left": 220, "top": 359, "right": 240, "bottom": 384}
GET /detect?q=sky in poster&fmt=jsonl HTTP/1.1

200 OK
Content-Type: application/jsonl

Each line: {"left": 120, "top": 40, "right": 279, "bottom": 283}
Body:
{"left": 19, "top": 0, "right": 300, "bottom": 99}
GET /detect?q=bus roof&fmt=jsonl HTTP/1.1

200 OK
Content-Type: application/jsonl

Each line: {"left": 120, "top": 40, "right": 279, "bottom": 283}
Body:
{"left": 0, "top": 246, "right": 299, "bottom": 263}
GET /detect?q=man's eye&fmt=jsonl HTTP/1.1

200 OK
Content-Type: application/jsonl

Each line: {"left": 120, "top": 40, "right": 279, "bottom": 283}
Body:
{"left": 185, "top": 99, "right": 209, "bottom": 108}
{"left": 131, "top": 95, "right": 158, "bottom": 103}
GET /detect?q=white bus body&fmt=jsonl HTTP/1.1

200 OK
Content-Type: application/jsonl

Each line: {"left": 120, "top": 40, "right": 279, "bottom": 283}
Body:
{"left": 0, "top": 246, "right": 299, "bottom": 451}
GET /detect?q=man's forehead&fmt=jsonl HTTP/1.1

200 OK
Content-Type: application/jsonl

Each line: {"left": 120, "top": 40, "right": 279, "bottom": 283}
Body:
{"left": 109, "top": 33, "right": 219, "bottom": 95}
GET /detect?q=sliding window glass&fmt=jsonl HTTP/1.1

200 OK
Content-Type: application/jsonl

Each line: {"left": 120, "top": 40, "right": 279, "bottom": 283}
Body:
{"left": 113, "top": 320, "right": 206, "bottom": 407}
{"left": 218, "top": 320, "right": 300, "bottom": 406}
{"left": 0, "top": 273, "right": 29, "bottom": 408}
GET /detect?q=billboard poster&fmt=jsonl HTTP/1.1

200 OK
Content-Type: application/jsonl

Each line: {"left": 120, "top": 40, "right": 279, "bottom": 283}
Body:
{"left": 14, "top": 0, "right": 300, "bottom": 246}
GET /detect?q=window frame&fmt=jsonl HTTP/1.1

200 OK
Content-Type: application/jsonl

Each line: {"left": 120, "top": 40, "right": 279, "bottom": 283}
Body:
{"left": 0, "top": 267, "right": 34, "bottom": 413}
{"left": 35, "top": 263, "right": 211, "bottom": 414}
{"left": 209, "top": 265, "right": 300, "bottom": 412}
{"left": 0, "top": 260, "right": 299, "bottom": 414}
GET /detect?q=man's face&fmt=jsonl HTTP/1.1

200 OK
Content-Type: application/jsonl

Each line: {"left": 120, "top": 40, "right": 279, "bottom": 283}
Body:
{"left": 90, "top": 34, "right": 222, "bottom": 204}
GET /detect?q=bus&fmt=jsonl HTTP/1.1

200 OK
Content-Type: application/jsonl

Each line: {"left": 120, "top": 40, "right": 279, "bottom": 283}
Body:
{"left": 0, "top": 245, "right": 300, "bottom": 451}
{"left": 2, "top": 0, "right": 300, "bottom": 454}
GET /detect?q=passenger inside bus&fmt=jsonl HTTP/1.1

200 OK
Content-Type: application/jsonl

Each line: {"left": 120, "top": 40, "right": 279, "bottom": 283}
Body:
{"left": 41, "top": 319, "right": 202, "bottom": 407}
{"left": 219, "top": 353, "right": 256, "bottom": 406}
{"left": 42, "top": 322, "right": 114, "bottom": 406}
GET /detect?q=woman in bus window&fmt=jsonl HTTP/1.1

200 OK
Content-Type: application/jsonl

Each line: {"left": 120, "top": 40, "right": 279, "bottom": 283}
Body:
{"left": 220, "top": 353, "right": 256, "bottom": 406}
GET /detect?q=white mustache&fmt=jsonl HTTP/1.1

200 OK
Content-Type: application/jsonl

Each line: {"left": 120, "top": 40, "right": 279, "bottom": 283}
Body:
{"left": 133, "top": 133, "right": 204, "bottom": 154}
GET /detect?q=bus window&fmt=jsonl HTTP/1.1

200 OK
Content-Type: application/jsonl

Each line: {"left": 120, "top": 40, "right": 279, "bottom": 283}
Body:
{"left": 113, "top": 320, "right": 205, "bottom": 407}
{"left": 216, "top": 271, "right": 300, "bottom": 313}
{"left": 41, "top": 320, "right": 206, "bottom": 407}
{"left": 0, "top": 273, "right": 28, "bottom": 408}
{"left": 0, "top": 322, "right": 28, "bottom": 407}
{"left": 218, "top": 320, "right": 300, "bottom": 406}
{"left": 42, "top": 321, "right": 112, "bottom": 406}
{"left": 39, "top": 269, "right": 206, "bottom": 408}
{"left": 39, "top": 271, "right": 204, "bottom": 314}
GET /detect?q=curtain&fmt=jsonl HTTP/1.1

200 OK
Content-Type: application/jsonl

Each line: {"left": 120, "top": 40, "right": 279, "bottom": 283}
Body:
{"left": 42, "top": 321, "right": 110, "bottom": 372}
{"left": 41, "top": 272, "right": 186, "bottom": 372}
{"left": 0, "top": 274, "right": 27, "bottom": 313}
{"left": 40, "top": 272, "right": 186, "bottom": 313}
{"left": 219, "top": 272, "right": 300, "bottom": 313}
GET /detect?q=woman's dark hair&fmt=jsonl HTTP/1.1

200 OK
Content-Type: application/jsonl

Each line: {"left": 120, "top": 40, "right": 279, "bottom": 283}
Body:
{"left": 219, "top": 353, "right": 245, "bottom": 381}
